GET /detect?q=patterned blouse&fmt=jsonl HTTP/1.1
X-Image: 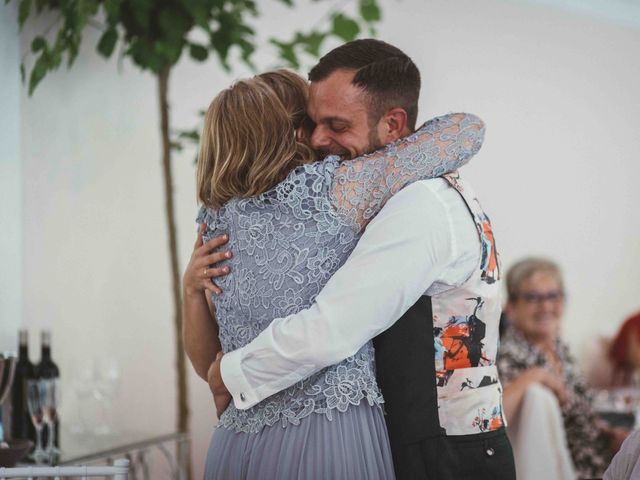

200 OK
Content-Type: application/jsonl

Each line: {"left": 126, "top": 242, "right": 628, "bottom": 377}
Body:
{"left": 198, "top": 113, "right": 485, "bottom": 433}
{"left": 497, "top": 327, "right": 612, "bottom": 479}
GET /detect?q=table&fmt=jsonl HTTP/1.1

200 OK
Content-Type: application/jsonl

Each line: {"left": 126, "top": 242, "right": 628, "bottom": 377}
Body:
{"left": 593, "top": 387, "right": 640, "bottom": 430}
{"left": 22, "top": 430, "right": 190, "bottom": 480}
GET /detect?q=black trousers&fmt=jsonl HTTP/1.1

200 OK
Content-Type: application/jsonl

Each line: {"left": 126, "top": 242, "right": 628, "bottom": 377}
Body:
{"left": 390, "top": 428, "right": 516, "bottom": 480}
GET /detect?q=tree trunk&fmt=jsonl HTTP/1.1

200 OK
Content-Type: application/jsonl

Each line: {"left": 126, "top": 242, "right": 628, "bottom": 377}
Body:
{"left": 158, "top": 67, "right": 191, "bottom": 476}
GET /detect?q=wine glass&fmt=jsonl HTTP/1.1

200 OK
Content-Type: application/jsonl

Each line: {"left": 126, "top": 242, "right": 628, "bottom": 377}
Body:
{"left": 26, "top": 379, "right": 47, "bottom": 463}
{"left": 70, "top": 365, "right": 95, "bottom": 434}
{"left": 42, "top": 379, "right": 60, "bottom": 459}
{"left": 92, "top": 359, "right": 120, "bottom": 435}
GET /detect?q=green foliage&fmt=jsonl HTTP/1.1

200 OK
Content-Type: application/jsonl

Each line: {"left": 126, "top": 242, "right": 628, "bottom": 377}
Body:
{"left": 332, "top": 13, "right": 360, "bottom": 41}
{"left": 12, "top": 0, "right": 382, "bottom": 96}
{"left": 360, "top": 0, "right": 381, "bottom": 23}
{"left": 97, "top": 27, "right": 117, "bottom": 56}
{"left": 270, "top": 0, "right": 381, "bottom": 69}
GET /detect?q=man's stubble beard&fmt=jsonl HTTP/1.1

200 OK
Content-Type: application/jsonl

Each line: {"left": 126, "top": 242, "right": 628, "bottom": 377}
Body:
{"left": 366, "top": 126, "right": 383, "bottom": 155}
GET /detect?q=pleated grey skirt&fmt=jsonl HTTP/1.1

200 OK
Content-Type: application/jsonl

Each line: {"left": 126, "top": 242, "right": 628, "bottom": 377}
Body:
{"left": 203, "top": 403, "right": 395, "bottom": 479}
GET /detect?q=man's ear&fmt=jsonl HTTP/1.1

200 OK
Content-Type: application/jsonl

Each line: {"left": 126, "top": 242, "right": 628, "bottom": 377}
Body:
{"left": 378, "top": 108, "right": 409, "bottom": 144}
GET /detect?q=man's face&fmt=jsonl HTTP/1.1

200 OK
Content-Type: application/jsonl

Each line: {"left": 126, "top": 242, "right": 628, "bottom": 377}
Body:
{"left": 307, "top": 69, "right": 381, "bottom": 159}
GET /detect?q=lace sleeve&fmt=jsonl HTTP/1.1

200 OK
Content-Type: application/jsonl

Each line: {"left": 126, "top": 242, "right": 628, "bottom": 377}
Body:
{"left": 196, "top": 204, "right": 226, "bottom": 243}
{"left": 331, "top": 113, "right": 485, "bottom": 230}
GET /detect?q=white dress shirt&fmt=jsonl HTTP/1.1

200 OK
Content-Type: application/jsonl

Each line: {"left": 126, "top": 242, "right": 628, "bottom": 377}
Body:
{"left": 221, "top": 177, "right": 481, "bottom": 409}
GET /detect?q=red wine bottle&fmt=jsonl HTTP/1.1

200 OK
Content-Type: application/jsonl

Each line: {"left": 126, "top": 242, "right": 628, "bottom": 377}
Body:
{"left": 35, "top": 331, "right": 59, "bottom": 380}
{"left": 10, "top": 330, "right": 35, "bottom": 442}
{"left": 35, "top": 330, "right": 60, "bottom": 449}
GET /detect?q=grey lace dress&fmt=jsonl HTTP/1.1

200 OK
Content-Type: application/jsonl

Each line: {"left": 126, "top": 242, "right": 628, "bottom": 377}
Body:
{"left": 199, "top": 113, "right": 485, "bottom": 479}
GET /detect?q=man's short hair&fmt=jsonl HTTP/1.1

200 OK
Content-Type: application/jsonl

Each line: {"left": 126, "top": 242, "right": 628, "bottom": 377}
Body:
{"left": 309, "top": 39, "right": 421, "bottom": 129}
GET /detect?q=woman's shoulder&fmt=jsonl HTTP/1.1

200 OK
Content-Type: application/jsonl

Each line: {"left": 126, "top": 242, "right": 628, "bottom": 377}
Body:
{"left": 196, "top": 204, "right": 216, "bottom": 224}
{"left": 197, "top": 156, "right": 343, "bottom": 221}
{"left": 288, "top": 155, "right": 341, "bottom": 182}
{"left": 196, "top": 203, "right": 230, "bottom": 237}
{"left": 262, "top": 155, "right": 342, "bottom": 200}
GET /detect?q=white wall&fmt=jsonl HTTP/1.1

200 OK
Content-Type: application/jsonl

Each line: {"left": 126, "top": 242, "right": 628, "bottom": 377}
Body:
{"left": 381, "top": 0, "right": 640, "bottom": 354}
{"left": 5, "top": 0, "right": 639, "bottom": 477}
{"left": 0, "top": 2, "right": 22, "bottom": 353}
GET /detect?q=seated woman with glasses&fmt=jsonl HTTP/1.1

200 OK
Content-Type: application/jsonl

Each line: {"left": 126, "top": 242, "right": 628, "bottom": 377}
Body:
{"left": 497, "top": 257, "right": 628, "bottom": 479}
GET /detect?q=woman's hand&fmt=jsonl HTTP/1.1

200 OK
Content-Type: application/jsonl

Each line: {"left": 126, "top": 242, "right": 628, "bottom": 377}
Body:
{"left": 208, "top": 352, "right": 232, "bottom": 419}
{"left": 183, "top": 224, "right": 232, "bottom": 297}
{"left": 523, "top": 367, "right": 569, "bottom": 406}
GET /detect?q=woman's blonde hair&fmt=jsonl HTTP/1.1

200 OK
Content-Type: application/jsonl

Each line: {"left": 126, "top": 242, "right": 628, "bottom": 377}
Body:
{"left": 197, "top": 69, "right": 317, "bottom": 208}
{"left": 506, "top": 257, "right": 564, "bottom": 303}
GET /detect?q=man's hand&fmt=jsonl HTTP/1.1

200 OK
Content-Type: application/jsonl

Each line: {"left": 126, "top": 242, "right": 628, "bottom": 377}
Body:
{"left": 183, "top": 224, "right": 232, "bottom": 297}
{"left": 207, "top": 352, "right": 231, "bottom": 418}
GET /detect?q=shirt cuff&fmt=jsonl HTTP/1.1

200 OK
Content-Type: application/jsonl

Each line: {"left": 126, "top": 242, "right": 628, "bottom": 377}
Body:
{"left": 220, "top": 349, "right": 259, "bottom": 410}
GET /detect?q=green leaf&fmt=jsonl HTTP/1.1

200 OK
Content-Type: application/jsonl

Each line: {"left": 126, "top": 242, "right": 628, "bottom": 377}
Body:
{"left": 49, "top": 43, "right": 62, "bottom": 69}
{"left": 28, "top": 54, "right": 48, "bottom": 95}
{"left": 129, "top": 0, "right": 152, "bottom": 33}
{"left": 103, "top": 0, "right": 121, "bottom": 22}
{"left": 331, "top": 14, "right": 360, "bottom": 42}
{"left": 159, "top": 7, "right": 192, "bottom": 40}
{"left": 178, "top": 129, "right": 200, "bottom": 141}
{"left": 79, "top": 0, "right": 100, "bottom": 17}
{"left": 18, "top": 0, "right": 32, "bottom": 28}
{"left": 189, "top": 4, "right": 210, "bottom": 30}
{"left": 270, "top": 39, "right": 299, "bottom": 69}
{"left": 20, "top": 63, "right": 25, "bottom": 83}
{"left": 67, "top": 36, "right": 80, "bottom": 67}
{"left": 189, "top": 43, "right": 208, "bottom": 62}
{"left": 298, "top": 31, "right": 325, "bottom": 57}
{"left": 359, "top": 0, "right": 381, "bottom": 23}
{"left": 154, "top": 38, "right": 184, "bottom": 67}
{"left": 238, "top": 38, "right": 256, "bottom": 69}
{"left": 31, "top": 36, "right": 46, "bottom": 53}
{"left": 97, "top": 28, "right": 118, "bottom": 58}
{"left": 127, "top": 39, "right": 164, "bottom": 72}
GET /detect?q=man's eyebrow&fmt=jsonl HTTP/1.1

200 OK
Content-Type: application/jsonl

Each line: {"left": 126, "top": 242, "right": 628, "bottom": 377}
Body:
{"left": 319, "top": 116, "right": 350, "bottom": 125}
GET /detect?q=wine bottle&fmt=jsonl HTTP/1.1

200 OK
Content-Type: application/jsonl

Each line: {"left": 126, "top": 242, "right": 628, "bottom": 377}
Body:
{"left": 35, "top": 330, "right": 60, "bottom": 449}
{"left": 10, "top": 329, "right": 35, "bottom": 442}
{"left": 35, "top": 331, "right": 59, "bottom": 380}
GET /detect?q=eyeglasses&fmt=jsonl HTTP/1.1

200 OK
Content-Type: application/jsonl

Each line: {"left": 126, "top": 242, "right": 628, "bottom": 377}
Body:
{"left": 516, "top": 290, "right": 565, "bottom": 305}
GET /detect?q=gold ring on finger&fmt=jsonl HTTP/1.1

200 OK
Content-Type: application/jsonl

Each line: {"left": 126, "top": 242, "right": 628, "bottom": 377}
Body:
{"left": 204, "top": 268, "right": 208, "bottom": 277}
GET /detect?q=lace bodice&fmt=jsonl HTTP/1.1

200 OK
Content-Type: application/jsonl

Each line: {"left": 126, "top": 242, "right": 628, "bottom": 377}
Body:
{"left": 197, "top": 113, "right": 485, "bottom": 433}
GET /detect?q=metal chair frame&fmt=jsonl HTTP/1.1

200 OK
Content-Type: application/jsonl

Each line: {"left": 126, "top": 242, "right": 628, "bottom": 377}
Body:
{"left": 0, "top": 458, "right": 128, "bottom": 480}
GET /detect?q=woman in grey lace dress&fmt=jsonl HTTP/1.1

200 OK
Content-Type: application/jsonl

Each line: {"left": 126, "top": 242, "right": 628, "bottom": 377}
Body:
{"left": 189, "top": 70, "right": 485, "bottom": 479}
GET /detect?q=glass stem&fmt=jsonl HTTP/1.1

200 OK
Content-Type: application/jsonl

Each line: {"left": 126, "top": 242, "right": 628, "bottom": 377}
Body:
{"left": 46, "top": 422, "right": 54, "bottom": 453}
{"left": 34, "top": 425, "right": 44, "bottom": 457}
